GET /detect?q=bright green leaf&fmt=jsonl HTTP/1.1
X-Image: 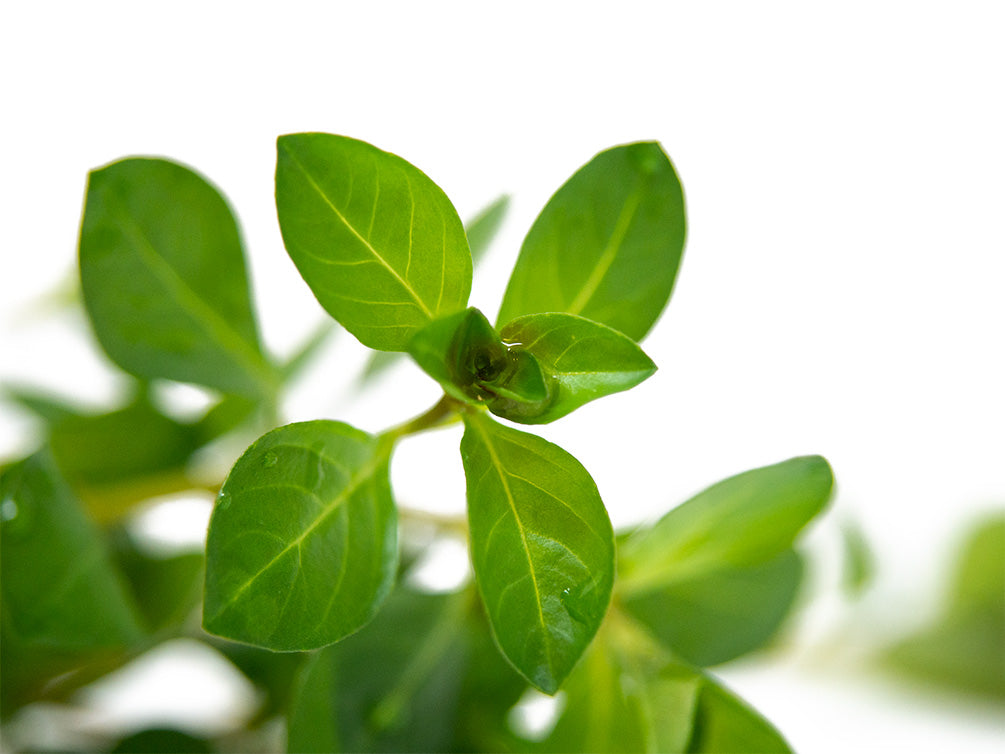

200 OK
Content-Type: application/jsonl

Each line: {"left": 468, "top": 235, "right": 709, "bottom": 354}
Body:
{"left": 287, "top": 587, "right": 470, "bottom": 754}
{"left": 79, "top": 158, "right": 275, "bottom": 398}
{"left": 359, "top": 195, "right": 510, "bottom": 385}
{"left": 460, "top": 412, "right": 614, "bottom": 693}
{"left": 840, "top": 520, "right": 875, "bottom": 597}
{"left": 498, "top": 312, "right": 657, "bottom": 423}
{"left": 203, "top": 421, "right": 397, "bottom": 651}
{"left": 0, "top": 454, "right": 144, "bottom": 649}
{"left": 687, "top": 677, "right": 791, "bottom": 753}
{"left": 619, "top": 456, "right": 833, "bottom": 595}
{"left": 276, "top": 133, "right": 472, "bottom": 351}
{"left": 621, "top": 549, "right": 804, "bottom": 667}
{"left": 407, "top": 309, "right": 482, "bottom": 403}
{"left": 497, "top": 142, "right": 686, "bottom": 341}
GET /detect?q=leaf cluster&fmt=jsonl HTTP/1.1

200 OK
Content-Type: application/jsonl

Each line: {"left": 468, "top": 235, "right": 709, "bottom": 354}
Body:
{"left": 1, "top": 133, "right": 836, "bottom": 753}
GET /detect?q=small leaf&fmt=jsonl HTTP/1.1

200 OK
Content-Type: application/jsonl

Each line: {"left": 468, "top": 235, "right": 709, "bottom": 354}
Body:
{"left": 884, "top": 514, "right": 1005, "bottom": 700}
{"left": 203, "top": 421, "right": 397, "bottom": 651}
{"left": 621, "top": 549, "right": 804, "bottom": 667}
{"left": 840, "top": 520, "right": 875, "bottom": 597}
{"left": 497, "top": 142, "right": 686, "bottom": 341}
{"left": 79, "top": 158, "right": 275, "bottom": 398}
{"left": 287, "top": 587, "right": 470, "bottom": 754}
{"left": 498, "top": 312, "right": 657, "bottom": 423}
{"left": 465, "top": 194, "right": 510, "bottom": 266}
{"left": 276, "top": 133, "right": 472, "bottom": 351}
{"left": 407, "top": 308, "right": 486, "bottom": 403}
{"left": 687, "top": 677, "right": 791, "bottom": 753}
{"left": 460, "top": 412, "right": 614, "bottom": 693}
{"left": 619, "top": 456, "right": 833, "bottom": 595}
{"left": 0, "top": 453, "right": 144, "bottom": 649}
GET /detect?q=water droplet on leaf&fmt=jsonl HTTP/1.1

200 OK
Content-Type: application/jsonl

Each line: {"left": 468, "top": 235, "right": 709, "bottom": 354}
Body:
{"left": 0, "top": 498, "right": 18, "bottom": 522}
{"left": 217, "top": 491, "right": 232, "bottom": 510}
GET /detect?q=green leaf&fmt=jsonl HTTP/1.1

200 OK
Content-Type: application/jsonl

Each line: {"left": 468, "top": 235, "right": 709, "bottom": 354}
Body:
{"left": 203, "top": 421, "right": 397, "bottom": 651}
{"left": 79, "top": 157, "right": 275, "bottom": 398}
{"left": 0, "top": 453, "right": 144, "bottom": 649}
{"left": 465, "top": 194, "right": 510, "bottom": 266}
{"left": 460, "top": 412, "right": 614, "bottom": 693}
{"left": 407, "top": 309, "right": 485, "bottom": 403}
{"left": 276, "top": 133, "right": 472, "bottom": 351}
{"left": 621, "top": 549, "right": 804, "bottom": 667}
{"left": 840, "top": 520, "right": 875, "bottom": 597}
{"left": 885, "top": 514, "right": 1005, "bottom": 699}
{"left": 619, "top": 456, "right": 833, "bottom": 595}
{"left": 109, "top": 728, "right": 213, "bottom": 754}
{"left": 2, "top": 385, "right": 81, "bottom": 425}
{"left": 358, "top": 195, "right": 509, "bottom": 385}
{"left": 110, "top": 529, "right": 204, "bottom": 634}
{"left": 687, "top": 677, "right": 791, "bottom": 753}
{"left": 541, "top": 629, "right": 701, "bottom": 753}
{"left": 498, "top": 312, "right": 657, "bottom": 423}
{"left": 497, "top": 142, "right": 686, "bottom": 341}
{"left": 287, "top": 587, "right": 470, "bottom": 753}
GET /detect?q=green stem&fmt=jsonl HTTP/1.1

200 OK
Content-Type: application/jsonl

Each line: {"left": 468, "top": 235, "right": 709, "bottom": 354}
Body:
{"left": 382, "top": 393, "right": 464, "bottom": 443}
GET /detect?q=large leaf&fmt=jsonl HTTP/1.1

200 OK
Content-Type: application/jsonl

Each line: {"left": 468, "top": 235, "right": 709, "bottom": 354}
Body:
{"left": 498, "top": 312, "right": 657, "bottom": 423}
{"left": 287, "top": 588, "right": 470, "bottom": 753}
{"left": 0, "top": 453, "right": 144, "bottom": 649}
{"left": 621, "top": 549, "right": 804, "bottom": 667}
{"left": 497, "top": 142, "right": 686, "bottom": 341}
{"left": 203, "top": 421, "right": 397, "bottom": 651}
{"left": 619, "top": 456, "right": 833, "bottom": 594}
{"left": 276, "top": 133, "right": 472, "bottom": 351}
{"left": 460, "top": 412, "right": 614, "bottom": 693}
{"left": 79, "top": 157, "right": 275, "bottom": 397}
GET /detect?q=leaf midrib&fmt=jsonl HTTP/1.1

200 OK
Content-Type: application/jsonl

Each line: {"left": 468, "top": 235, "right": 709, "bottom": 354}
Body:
{"left": 206, "top": 446, "right": 386, "bottom": 625}
{"left": 566, "top": 180, "right": 646, "bottom": 317}
{"left": 469, "top": 413, "right": 552, "bottom": 677}
{"left": 107, "top": 198, "right": 274, "bottom": 396}
{"left": 281, "top": 143, "right": 434, "bottom": 319}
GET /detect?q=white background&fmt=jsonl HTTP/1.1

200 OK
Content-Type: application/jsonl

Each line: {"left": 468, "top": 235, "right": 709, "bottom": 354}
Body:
{"left": 1, "top": 2, "right": 1003, "bottom": 752}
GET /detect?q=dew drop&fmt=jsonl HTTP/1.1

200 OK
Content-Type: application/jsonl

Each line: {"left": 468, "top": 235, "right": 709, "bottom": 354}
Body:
{"left": 0, "top": 498, "right": 18, "bottom": 522}
{"left": 263, "top": 451, "right": 278, "bottom": 469}
{"left": 216, "top": 491, "right": 232, "bottom": 511}
{"left": 560, "top": 585, "right": 590, "bottom": 625}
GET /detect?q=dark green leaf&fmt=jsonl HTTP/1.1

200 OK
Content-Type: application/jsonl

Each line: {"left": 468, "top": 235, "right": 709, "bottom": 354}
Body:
{"left": 109, "top": 728, "right": 212, "bottom": 754}
{"left": 0, "top": 454, "right": 144, "bottom": 649}
{"left": 687, "top": 676, "right": 791, "bottom": 753}
{"left": 79, "top": 158, "right": 275, "bottom": 397}
{"left": 465, "top": 194, "right": 510, "bottom": 266}
{"left": 407, "top": 309, "right": 484, "bottom": 403}
{"left": 191, "top": 394, "right": 260, "bottom": 447}
{"left": 460, "top": 412, "right": 614, "bottom": 693}
{"left": 110, "top": 530, "right": 204, "bottom": 634}
{"left": 276, "top": 133, "right": 472, "bottom": 351}
{"left": 497, "top": 142, "right": 686, "bottom": 341}
{"left": 621, "top": 549, "right": 804, "bottom": 667}
{"left": 619, "top": 456, "right": 833, "bottom": 594}
{"left": 203, "top": 421, "right": 397, "bottom": 650}
{"left": 497, "top": 312, "right": 657, "bottom": 423}
{"left": 287, "top": 587, "right": 470, "bottom": 753}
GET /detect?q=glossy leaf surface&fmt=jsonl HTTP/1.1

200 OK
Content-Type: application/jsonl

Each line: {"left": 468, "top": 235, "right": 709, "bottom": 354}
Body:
{"left": 0, "top": 454, "right": 143, "bottom": 649}
{"left": 619, "top": 456, "right": 833, "bottom": 594}
{"left": 497, "top": 142, "right": 685, "bottom": 341}
{"left": 276, "top": 133, "right": 472, "bottom": 351}
{"left": 203, "top": 421, "right": 396, "bottom": 650}
{"left": 287, "top": 588, "right": 469, "bottom": 753}
{"left": 622, "top": 549, "right": 804, "bottom": 667}
{"left": 460, "top": 412, "right": 614, "bottom": 693}
{"left": 79, "top": 158, "right": 274, "bottom": 397}
{"left": 499, "top": 312, "right": 657, "bottom": 423}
